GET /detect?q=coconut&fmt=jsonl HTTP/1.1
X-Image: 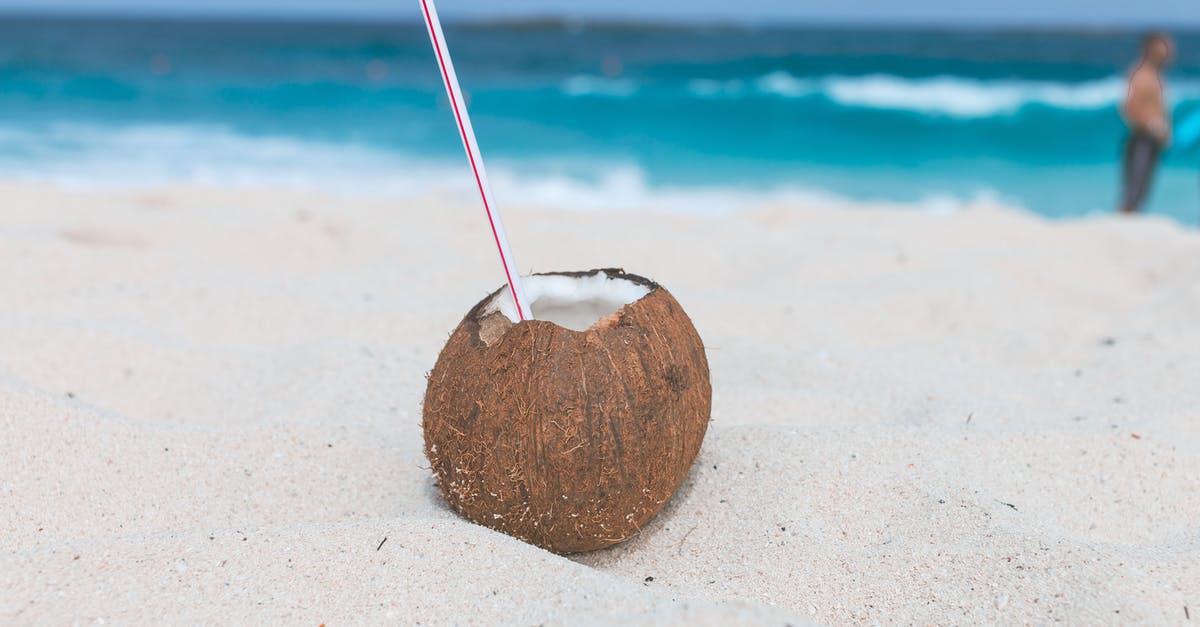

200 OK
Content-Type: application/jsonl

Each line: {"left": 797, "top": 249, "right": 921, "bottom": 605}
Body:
{"left": 423, "top": 268, "right": 711, "bottom": 554}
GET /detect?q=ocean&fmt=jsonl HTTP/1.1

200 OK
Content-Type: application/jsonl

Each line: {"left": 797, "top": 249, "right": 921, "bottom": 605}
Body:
{"left": 2, "top": 16, "right": 1199, "bottom": 222}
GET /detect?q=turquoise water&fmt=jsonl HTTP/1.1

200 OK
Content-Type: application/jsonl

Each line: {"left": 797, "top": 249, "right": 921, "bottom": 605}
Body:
{"left": 2, "top": 16, "right": 1199, "bottom": 222}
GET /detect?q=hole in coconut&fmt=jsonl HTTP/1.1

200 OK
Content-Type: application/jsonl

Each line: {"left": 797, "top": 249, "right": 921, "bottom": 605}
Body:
{"left": 484, "top": 272, "right": 651, "bottom": 332}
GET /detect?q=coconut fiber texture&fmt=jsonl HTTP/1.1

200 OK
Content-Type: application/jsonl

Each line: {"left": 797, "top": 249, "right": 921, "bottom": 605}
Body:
{"left": 423, "top": 269, "right": 712, "bottom": 554}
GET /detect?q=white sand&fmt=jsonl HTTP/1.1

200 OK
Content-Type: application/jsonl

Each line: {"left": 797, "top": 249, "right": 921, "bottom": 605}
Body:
{"left": 2, "top": 182, "right": 1198, "bottom": 624}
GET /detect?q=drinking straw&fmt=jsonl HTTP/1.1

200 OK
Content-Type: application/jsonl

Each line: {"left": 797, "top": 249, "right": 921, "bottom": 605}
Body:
{"left": 419, "top": 0, "right": 533, "bottom": 321}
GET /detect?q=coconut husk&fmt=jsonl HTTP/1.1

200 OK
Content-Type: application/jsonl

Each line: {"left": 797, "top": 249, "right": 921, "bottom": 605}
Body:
{"left": 423, "top": 268, "right": 711, "bottom": 554}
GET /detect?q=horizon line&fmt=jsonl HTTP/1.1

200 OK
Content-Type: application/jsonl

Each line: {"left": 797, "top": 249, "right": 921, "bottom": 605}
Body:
{"left": 0, "top": 8, "right": 1197, "bottom": 32}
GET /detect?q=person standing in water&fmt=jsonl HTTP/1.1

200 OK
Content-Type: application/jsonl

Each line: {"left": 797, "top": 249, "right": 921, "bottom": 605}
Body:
{"left": 1119, "top": 32, "right": 1174, "bottom": 214}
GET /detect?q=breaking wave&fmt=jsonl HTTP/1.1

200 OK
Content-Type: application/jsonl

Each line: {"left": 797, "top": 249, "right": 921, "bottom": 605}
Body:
{"left": 692, "top": 71, "right": 1200, "bottom": 118}
{"left": 0, "top": 121, "right": 1010, "bottom": 214}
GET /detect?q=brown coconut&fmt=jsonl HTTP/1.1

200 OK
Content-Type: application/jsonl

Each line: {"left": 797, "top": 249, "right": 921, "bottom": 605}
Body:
{"left": 423, "top": 268, "right": 711, "bottom": 554}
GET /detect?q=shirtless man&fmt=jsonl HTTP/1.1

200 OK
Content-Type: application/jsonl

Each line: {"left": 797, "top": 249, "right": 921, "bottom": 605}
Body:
{"left": 1120, "top": 32, "right": 1174, "bottom": 214}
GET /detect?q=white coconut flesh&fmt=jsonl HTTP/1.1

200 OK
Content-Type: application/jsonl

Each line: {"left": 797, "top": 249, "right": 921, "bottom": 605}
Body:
{"left": 484, "top": 273, "right": 652, "bottom": 332}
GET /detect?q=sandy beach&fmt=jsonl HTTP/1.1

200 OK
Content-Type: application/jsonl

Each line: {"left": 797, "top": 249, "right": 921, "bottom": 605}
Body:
{"left": 2, "top": 182, "right": 1198, "bottom": 624}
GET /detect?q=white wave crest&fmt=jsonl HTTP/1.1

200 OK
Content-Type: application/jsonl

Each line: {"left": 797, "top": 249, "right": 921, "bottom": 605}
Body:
{"left": 0, "top": 122, "right": 1008, "bottom": 214}
{"left": 823, "top": 74, "right": 1125, "bottom": 117}
{"left": 755, "top": 71, "right": 817, "bottom": 98}
{"left": 753, "top": 71, "right": 1200, "bottom": 118}
{"left": 561, "top": 75, "right": 637, "bottom": 97}
{"left": 0, "top": 123, "right": 434, "bottom": 190}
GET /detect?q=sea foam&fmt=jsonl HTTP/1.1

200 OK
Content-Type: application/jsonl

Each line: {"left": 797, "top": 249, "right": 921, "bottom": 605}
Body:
{"left": 748, "top": 72, "right": 1200, "bottom": 118}
{"left": 0, "top": 121, "right": 1009, "bottom": 215}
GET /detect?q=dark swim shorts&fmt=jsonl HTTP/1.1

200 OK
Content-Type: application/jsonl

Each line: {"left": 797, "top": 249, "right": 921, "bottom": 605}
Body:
{"left": 1121, "top": 128, "right": 1164, "bottom": 212}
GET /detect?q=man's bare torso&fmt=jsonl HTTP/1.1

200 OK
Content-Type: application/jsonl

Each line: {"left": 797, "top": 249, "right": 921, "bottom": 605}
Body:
{"left": 1124, "top": 63, "right": 1167, "bottom": 141}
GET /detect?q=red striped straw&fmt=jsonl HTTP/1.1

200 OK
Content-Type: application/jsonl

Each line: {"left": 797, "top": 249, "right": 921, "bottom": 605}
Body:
{"left": 419, "top": 0, "right": 533, "bottom": 321}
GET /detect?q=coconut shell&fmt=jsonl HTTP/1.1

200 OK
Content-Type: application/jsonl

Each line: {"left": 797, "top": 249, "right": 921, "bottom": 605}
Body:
{"left": 423, "top": 269, "right": 711, "bottom": 554}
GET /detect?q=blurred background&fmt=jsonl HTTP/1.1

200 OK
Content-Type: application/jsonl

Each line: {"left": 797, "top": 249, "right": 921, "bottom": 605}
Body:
{"left": 1, "top": 0, "right": 1199, "bottom": 221}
